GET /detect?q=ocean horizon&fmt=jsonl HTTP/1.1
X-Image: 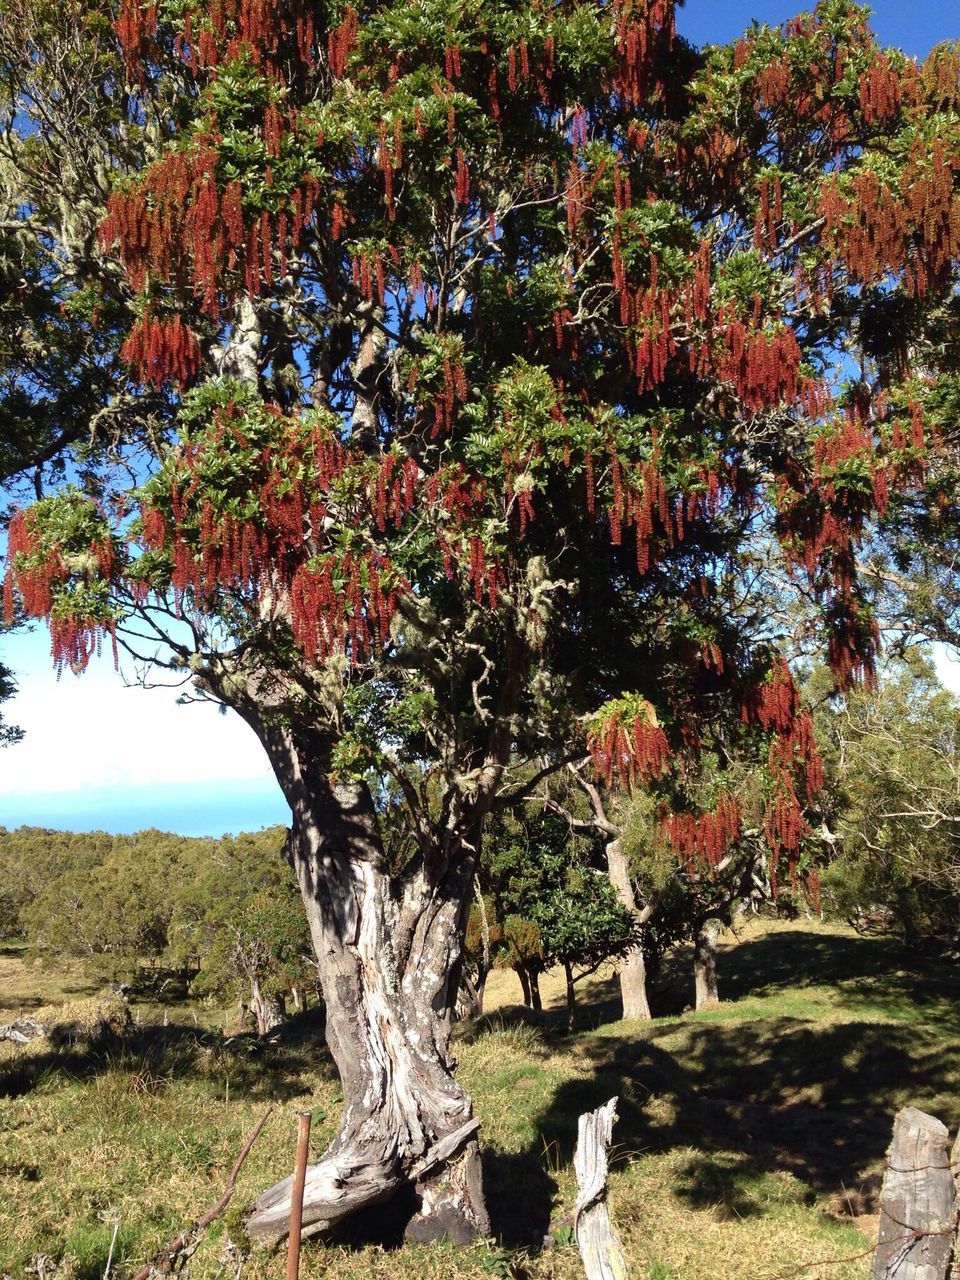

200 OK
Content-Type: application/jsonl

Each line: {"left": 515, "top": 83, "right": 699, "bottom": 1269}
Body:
{"left": 0, "top": 776, "right": 289, "bottom": 838}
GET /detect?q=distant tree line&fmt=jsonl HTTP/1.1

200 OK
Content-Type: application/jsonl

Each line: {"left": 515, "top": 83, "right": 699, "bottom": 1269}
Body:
{"left": 0, "top": 825, "right": 313, "bottom": 1033}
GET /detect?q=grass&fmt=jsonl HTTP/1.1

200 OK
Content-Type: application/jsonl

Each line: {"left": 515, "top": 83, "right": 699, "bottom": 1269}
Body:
{"left": 0, "top": 918, "right": 957, "bottom": 1280}
{"left": 0, "top": 945, "right": 101, "bottom": 1017}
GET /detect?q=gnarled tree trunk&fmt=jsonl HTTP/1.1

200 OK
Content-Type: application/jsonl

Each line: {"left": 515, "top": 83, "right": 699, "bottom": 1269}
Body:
{"left": 245, "top": 774, "right": 489, "bottom": 1245}
{"left": 249, "top": 977, "right": 284, "bottom": 1036}
{"left": 693, "top": 918, "right": 721, "bottom": 1011}
{"left": 605, "top": 838, "right": 653, "bottom": 1021}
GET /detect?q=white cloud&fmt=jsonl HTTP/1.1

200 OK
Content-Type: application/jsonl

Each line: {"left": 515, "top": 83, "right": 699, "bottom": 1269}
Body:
{"left": 1, "top": 626, "right": 274, "bottom": 795}
{"left": 933, "top": 642, "right": 960, "bottom": 696}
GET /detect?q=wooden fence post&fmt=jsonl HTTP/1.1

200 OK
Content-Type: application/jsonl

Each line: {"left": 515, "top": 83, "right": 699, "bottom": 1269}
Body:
{"left": 573, "top": 1096, "right": 630, "bottom": 1280}
{"left": 951, "top": 1128, "right": 960, "bottom": 1280}
{"left": 871, "top": 1106, "right": 957, "bottom": 1280}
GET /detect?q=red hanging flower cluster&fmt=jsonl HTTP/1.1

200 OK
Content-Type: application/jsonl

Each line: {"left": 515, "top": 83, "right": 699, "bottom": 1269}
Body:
{"left": 742, "top": 655, "right": 799, "bottom": 734}
{"left": 120, "top": 313, "right": 201, "bottom": 388}
{"left": 756, "top": 56, "right": 791, "bottom": 109}
{"left": 753, "top": 174, "right": 783, "bottom": 251}
{"left": 716, "top": 316, "right": 801, "bottom": 412}
{"left": 587, "top": 704, "right": 671, "bottom": 791}
{"left": 116, "top": 0, "right": 157, "bottom": 79}
{"left": 763, "top": 773, "right": 806, "bottom": 863}
{"left": 859, "top": 53, "right": 902, "bottom": 123}
{"left": 610, "top": 0, "right": 675, "bottom": 106}
{"left": 738, "top": 655, "right": 824, "bottom": 862}
{"left": 328, "top": 6, "right": 359, "bottom": 78}
{"left": 373, "top": 454, "right": 420, "bottom": 532}
{"left": 100, "top": 138, "right": 320, "bottom": 319}
{"left": 406, "top": 349, "right": 469, "bottom": 436}
{"left": 3, "top": 509, "right": 116, "bottom": 675}
{"left": 821, "top": 143, "right": 960, "bottom": 297}
{"left": 660, "top": 790, "right": 741, "bottom": 873}
{"left": 290, "top": 551, "right": 403, "bottom": 662}
{"left": 136, "top": 405, "right": 421, "bottom": 661}
{"left": 117, "top": 0, "right": 327, "bottom": 79}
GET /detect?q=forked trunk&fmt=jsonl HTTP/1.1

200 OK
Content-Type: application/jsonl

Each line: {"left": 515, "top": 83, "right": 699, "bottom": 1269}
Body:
{"left": 249, "top": 976, "right": 284, "bottom": 1036}
{"left": 246, "top": 780, "right": 489, "bottom": 1245}
{"left": 515, "top": 963, "right": 532, "bottom": 1006}
{"left": 694, "top": 918, "right": 721, "bottom": 1010}
{"left": 605, "top": 838, "right": 653, "bottom": 1021}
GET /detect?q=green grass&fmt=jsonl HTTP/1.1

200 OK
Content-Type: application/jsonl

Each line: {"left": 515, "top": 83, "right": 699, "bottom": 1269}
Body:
{"left": 1, "top": 919, "right": 957, "bottom": 1279}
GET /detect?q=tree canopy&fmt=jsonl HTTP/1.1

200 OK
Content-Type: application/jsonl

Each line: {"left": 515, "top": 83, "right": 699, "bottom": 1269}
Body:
{"left": 3, "top": 0, "right": 960, "bottom": 1246}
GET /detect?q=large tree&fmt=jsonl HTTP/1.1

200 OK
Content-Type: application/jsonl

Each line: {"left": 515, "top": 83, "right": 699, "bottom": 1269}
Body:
{"left": 4, "top": 0, "right": 960, "bottom": 1246}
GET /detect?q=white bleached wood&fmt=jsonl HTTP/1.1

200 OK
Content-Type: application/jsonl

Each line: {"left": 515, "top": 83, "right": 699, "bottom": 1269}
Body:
{"left": 573, "top": 1097, "right": 630, "bottom": 1280}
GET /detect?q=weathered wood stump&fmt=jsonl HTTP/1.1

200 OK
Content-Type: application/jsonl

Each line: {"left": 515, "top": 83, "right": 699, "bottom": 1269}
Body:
{"left": 951, "top": 1128, "right": 960, "bottom": 1280}
{"left": 573, "top": 1097, "right": 629, "bottom": 1280}
{"left": 871, "top": 1106, "right": 957, "bottom": 1280}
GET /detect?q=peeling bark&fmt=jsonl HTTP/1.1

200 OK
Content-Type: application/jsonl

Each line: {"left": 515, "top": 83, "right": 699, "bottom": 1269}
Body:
{"left": 245, "top": 765, "right": 489, "bottom": 1245}
{"left": 573, "top": 1097, "right": 630, "bottom": 1280}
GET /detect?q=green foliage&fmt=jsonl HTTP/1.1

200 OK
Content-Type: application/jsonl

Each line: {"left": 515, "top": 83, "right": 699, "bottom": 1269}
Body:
{"left": 19, "top": 829, "right": 207, "bottom": 975}
{"left": 168, "top": 828, "right": 314, "bottom": 1009}
{"left": 0, "top": 651, "right": 22, "bottom": 750}
{"left": 0, "top": 825, "right": 313, "bottom": 1011}
{"left": 821, "top": 650, "right": 960, "bottom": 940}
{"left": 479, "top": 810, "right": 635, "bottom": 977}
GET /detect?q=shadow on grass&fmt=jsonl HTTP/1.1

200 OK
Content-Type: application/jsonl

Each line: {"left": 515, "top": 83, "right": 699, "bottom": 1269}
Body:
{"left": 477, "top": 928, "right": 960, "bottom": 1248}
{"left": 0, "top": 1007, "right": 332, "bottom": 1103}
{"left": 714, "top": 929, "right": 960, "bottom": 1030}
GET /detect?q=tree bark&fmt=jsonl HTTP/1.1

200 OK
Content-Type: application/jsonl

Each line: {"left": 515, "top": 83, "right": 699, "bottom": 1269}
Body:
{"left": 249, "top": 976, "right": 284, "bottom": 1036}
{"left": 871, "top": 1107, "right": 955, "bottom": 1280}
{"left": 574, "top": 1098, "right": 630, "bottom": 1280}
{"left": 527, "top": 964, "right": 543, "bottom": 1011}
{"left": 605, "top": 839, "right": 652, "bottom": 1021}
{"left": 471, "top": 875, "right": 491, "bottom": 1017}
{"left": 246, "top": 775, "right": 490, "bottom": 1245}
{"left": 515, "top": 963, "right": 532, "bottom": 1007}
{"left": 564, "top": 961, "right": 576, "bottom": 1032}
{"left": 694, "top": 918, "right": 721, "bottom": 1011}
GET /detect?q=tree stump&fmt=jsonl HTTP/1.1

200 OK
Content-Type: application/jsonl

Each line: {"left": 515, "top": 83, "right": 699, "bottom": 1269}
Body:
{"left": 950, "top": 1128, "right": 960, "bottom": 1280}
{"left": 573, "top": 1097, "right": 630, "bottom": 1280}
{"left": 871, "top": 1106, "right": 957, "bottom": 1280}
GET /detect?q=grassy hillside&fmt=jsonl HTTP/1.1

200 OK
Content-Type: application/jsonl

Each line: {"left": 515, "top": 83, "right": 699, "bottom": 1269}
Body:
{"left": 1, "top": 919, "right": 956, "bottom": 1280}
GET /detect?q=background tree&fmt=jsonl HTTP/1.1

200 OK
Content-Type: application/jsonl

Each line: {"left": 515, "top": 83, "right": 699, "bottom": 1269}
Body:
{"left": 0, "top": 826, "right": 115, "bottom": 944}
{"left": 0, "top": 655, "right": 22, "bottom": 750}
{"left": 19, "top": 829, "right": 204, "bottom": 979}
{"left": 472, "top": 808, "right": 636, "bottom": 1025}
{"left": 168, "top": 827, "right": 315, "bottom": 1033}
{"left": 822, "top": 650, "right": 960, "bottom": 943}
{"left": 5, "top": 0, "right": 960, "bottom": 1246}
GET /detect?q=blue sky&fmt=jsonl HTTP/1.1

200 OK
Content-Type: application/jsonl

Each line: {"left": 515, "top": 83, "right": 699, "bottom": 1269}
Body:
{"left": 2, "top": 0, "right": 958, "bottom": 838}
{"left": 676, "top": 2, "right": 959, "bottom": 54}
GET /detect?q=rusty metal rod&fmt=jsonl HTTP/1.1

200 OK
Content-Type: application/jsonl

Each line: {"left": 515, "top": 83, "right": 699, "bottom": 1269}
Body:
{"left": 286, "top": 1110, "right": 312, "bottom": 1280}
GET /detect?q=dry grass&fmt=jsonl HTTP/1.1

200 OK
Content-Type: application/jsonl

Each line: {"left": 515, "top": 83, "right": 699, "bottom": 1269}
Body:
{"left": 0, "top": 946, "right": 100, "bottom": 1019}
{"left": 1, "top": 919, "right": 957, "bottom": 1280}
